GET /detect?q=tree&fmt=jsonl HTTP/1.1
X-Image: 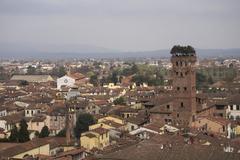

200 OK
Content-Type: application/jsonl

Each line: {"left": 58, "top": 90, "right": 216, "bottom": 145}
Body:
{"left": 51, "top": 66, "right": 66, "bottom": 77}
{"left": 74, "top": 113, "right": 95, "bottom": 138}
{"left": 196, "top": 72, "right": 207, "bottom": 89}
{"left": 113, "top": 96, "right": 125, "bottom": 105}
{"left": 18, "top": 119, "right": 30, "bottom": 143}
{"left": 90, "top": 74, "right": 98, "bottom": 86}
{"left": 8, "top": 125, "right": 18, "bottom": 142}
{"left": 110, "top": 71, "right": 119, "bottom": 84}
{"left": 170, "top": 45, "right": 195, "bottom": 55}
{"left": 19, "top": 80, "right": 29, "bottom": 86}
{"left": 27, "top": 65, "right": 36, "bottom": 75}
{"left": 56, "top": 128, "right": 66, "bottom": 137}
{"left": 39, "top": 126, "right": 50, "bottom": 138}
{"left": 207, "top": 76, "right": 214, "bottom": 84}
{"left": 35, "top": 131, "right": 39, "bottom": 137}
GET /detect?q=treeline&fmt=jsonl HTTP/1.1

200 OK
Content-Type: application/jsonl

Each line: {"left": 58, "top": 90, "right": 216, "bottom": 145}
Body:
{"left": 89, "top": 63, "right": 166, "bottom": 87}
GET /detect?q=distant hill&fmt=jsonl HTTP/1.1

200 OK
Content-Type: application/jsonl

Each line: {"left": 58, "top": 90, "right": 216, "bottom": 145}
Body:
{"left": 0, "top": 43, "right": 239, "bottom": 59}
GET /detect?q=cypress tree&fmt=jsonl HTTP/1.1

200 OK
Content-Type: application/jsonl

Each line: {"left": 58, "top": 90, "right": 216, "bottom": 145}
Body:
{"left": 18, "top": 119, "right": 30, "bottom": 143}
{"left": 8, "top": 125, "right": 18, "bottom": 142}
{"left": 39, "top": 126, "right": 50, "bottom": 138}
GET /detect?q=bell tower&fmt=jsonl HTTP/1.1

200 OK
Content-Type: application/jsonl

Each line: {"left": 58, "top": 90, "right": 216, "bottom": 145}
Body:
{"left": 170, "top": 45, "right": 197, "bottom": 127}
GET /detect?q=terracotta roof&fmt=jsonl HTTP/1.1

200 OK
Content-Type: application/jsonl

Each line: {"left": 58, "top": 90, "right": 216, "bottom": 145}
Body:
{"left": 91, "top": 127, "right": 109, "bottom": 135}
{"left": 0, "top": 138, "right": 49, "bottom": 158}
{"left": 68, "top": 73, "right": 85, "bottom": 80}
{"left": 0, "top": 111, "right": 26, "bottom": 124}
{"left": 98, "top": 134, "right": 240, "bottom": 160}
{"left": 84, "top": 133, "right": 97, "bottom": 138}
{"left": 11, "top": 75, "right": 53, "bottom": 83}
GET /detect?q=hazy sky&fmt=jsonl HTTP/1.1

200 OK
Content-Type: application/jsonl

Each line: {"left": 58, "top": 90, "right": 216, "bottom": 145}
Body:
{"left": 0, "top": 0, "right": 240, "bottom": 52}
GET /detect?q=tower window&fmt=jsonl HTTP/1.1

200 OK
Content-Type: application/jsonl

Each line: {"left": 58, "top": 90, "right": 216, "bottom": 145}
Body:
{"left": 181, "top": 102, "right": 184, "bottom": 107}
{"left": 177, "top": 87, "right": 180, "bottom": 91}
{"left": 184, "top": 87, "right": 187, "bottom": 91}
{"left": 177, "top": 113, "right": 180, "bottom": 117}
{"left": 180, "top": 61, "right": 183, "bottom": 66}
{"left": 176, "top": 72, "right": 179, "bottom": 76}
{"left": 180, "top": 73, "right": 183, "bottom": 77}
{"left": 167, "top": 105, "right": 170, "bottom": 109}
{"left": 176, "top": 61, "right": 179, "bottom": 66}
{"left": 185, "top": 72, "right": 188, "bottom": 76}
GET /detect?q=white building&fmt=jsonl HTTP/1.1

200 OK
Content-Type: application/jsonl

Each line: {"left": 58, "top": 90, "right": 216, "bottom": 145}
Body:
{"left": 0, "top": 108, "right": 7, "bottom": 117}
{"left": 227, "top": 95, "right": 240, "bottom": 120}
{"left": 57, "top": 75, "right": 76, "bottom": 90}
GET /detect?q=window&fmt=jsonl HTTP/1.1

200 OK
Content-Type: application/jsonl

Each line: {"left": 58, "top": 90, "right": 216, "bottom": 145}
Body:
{"left": 177, "top": 87, "right": 180, "bottom": 91}
{"left": 176, "top": 72, "right": 179, "bottom": 76}
{"left": 181, "top": 102, "right": 184, "bottom": 108}
{"left": 180, "top": 72, "right": 183, "bottom": 77}
{"left": 184, "top": 87, "right": 187, "bottom": 91}
{"left": 177, "top": 113, "right": 179, "bottom": 118}
{"left": 36, "top": 122, "right": 39, "bottom": 126}
{"left": 166, "top": 105, "right": 170, "bottom": 109}
{"left": 230, "top": 105, "right": 233, "bottom": 110}
{"left": 236, "top": 105, "right": 240, "bottom": 110}
{"left": 27, "top": 110, "right": 29, "bottom": 114}
{"left": 176, "top": 61, "right": 179, "bottom": 66}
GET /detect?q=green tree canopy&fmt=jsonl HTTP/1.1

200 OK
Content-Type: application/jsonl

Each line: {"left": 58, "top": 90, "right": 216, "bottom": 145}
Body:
{"left": 113, "top": 96, "right": 125, "bottom": 105}
{"left": 19, "top": 80, "right": 29, "bottom": 86}
{"left": 74, "top": 113, "right": 95, "bottom": 138}
{"left": 51, "top": 66, "right": 66, "bottom": 77}
{"left": 170, "top": 45, "right": 195, "bottom": 55}
{"left": 27, "top": 65, "right": 36, "bottom": 75}
{"left": 56, "top": 128, "right": 66, "bottom": 137}
{"left": 39, "top": 126, "right": 50, "bottom": 138}
{"left": 90, "top": 74, "right": 98, "bottom": 86}
{"left": 8, "top": 125, "right": 18, "bottom": 142}
{"left": 18, "top": 119, "right": 30, "bottom": 143}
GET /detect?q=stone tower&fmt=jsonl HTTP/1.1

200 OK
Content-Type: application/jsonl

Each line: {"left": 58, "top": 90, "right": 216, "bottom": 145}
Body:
{"left": 170, "top": 45, "right": 197, "bottom": 127}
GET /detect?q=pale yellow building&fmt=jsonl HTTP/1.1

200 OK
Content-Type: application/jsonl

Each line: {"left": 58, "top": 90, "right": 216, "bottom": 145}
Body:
{"left": 80, "top": 127, "right": 110, "bottom": 150}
